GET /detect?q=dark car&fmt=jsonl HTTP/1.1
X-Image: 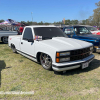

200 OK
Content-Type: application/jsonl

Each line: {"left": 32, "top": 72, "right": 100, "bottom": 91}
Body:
{"left": 0, "top": 28, "right": 3, "bottom": 30}
{"left": 63, "top": 25, "right": 100, "bottom": 52}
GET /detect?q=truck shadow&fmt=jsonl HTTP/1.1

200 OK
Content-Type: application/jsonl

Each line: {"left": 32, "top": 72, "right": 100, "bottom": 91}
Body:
{"left": 0, "top": 42, "right": 7, "bottom": 44}
{"left": 0, "top": 42, "right": 4, "bottom": 44}
{"left": 61, "top": 59, "right": 100, "bottom": 76}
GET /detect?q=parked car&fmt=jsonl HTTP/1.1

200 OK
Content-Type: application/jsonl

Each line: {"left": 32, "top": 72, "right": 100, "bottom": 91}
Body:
{"left": 0, "top": 31, "right": 18, "bottom": 43}
{"left": 85, "top": 25, "right": 100, "bottom": 35}
{"left": 8, "top": 25, "right": 94, "bottom": 73}
{"left": 63, "top": 25, "right": 100, "bottom": 52}
{"left": 0, "top": 29, "right": 18, "bottom": 43}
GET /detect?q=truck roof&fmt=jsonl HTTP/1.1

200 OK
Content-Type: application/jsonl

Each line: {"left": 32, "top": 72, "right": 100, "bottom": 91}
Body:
{"left": 25, "top": 25, "right": 56, "bottom": 28}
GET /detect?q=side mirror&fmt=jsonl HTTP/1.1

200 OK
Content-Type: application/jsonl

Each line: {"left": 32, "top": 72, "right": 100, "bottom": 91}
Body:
{"left": 28, "top": 39, "right": 34, "bottom": 42}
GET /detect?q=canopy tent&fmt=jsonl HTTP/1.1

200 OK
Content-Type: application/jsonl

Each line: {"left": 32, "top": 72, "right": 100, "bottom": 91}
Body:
{"left": 8, "top": 19, "right": 21, "bottom": 26}
{"left": 0, "top": 19, "right": 21, "bottom": 31}
{"left": 0, "top": 20, "right": 11, "bottom": 25}
{"left": 0, "top": 19, "right": 21, "bottom": 26}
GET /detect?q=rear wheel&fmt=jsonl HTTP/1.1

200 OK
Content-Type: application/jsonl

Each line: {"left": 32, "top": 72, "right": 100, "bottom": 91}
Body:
{"left": 40, "top": 53, "right": 52, "bottom": 70}
{"left": 2, "top": 37, "right": 8, "bottom": 43}
{"left": 11, "top": 44, "right": 17, "bottom": 53}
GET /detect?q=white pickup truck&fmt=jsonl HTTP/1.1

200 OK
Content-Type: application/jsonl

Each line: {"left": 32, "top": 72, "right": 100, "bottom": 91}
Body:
{"left": 0, "top": 30, "right": 18, "bottom": 43}
{"left": 8, "top": 25, "right": 94, "bottom": 72}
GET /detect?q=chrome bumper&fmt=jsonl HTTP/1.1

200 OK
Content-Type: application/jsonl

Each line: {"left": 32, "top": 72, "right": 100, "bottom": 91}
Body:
{"left": 52, "top": 54, "right": 94, "bottom": 72}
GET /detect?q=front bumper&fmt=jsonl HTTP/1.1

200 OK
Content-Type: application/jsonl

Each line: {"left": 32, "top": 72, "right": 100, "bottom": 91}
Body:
{"left": 52, "top": 54, "right": 94, "bottom": 72}
{"left": 94, "top": 46, "right": 100, "bottom": 53}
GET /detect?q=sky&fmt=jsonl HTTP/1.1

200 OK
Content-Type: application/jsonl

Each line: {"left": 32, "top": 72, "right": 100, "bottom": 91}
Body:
{"left": 0, "top": 0, "right": 100, "bottom": 23}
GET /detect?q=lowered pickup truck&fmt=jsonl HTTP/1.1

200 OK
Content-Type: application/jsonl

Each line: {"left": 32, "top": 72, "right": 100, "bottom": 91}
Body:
{"left": 0, "top": 30, "right": 18, "bottom": 43}
{"left": 8, "top": 25, "right": 94, "bottom": 72}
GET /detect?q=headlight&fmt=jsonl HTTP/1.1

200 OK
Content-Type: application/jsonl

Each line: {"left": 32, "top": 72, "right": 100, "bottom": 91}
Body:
{"left": 56, "top": 57, "right": 70, "bottom": 63}
{"left": 59, "top": 57, "right": 70, "bottom": 62}
{"left": 56, "top": 52, "right": 70, "bottom": 57}
{"left": 60, "top": 52, "right": 70, "bottom": 56}
{"left": 56, "top": 52, "right": 70, "bottom": 63}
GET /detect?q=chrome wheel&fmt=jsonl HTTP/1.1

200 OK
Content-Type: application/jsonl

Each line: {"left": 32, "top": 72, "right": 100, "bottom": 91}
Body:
{"left": 40, "top": 53, "right": 52, "bottom": 70}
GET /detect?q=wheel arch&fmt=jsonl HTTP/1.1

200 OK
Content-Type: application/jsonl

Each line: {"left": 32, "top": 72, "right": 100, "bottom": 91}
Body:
{"left": 36, "top": 52, "right": 53, "bottom": 63}
{"left": 11, "top": 43, "right": 16, "bottom": 49}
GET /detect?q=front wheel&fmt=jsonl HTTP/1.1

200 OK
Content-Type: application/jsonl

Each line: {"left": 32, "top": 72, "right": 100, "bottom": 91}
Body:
{"left": 40, "top": 53, "right": 52, "bottom": 70}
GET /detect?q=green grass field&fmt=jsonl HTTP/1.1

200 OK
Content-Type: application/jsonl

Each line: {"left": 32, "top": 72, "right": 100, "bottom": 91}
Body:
{"left": 0, "top": 42, "right": 100, "bottom": 100}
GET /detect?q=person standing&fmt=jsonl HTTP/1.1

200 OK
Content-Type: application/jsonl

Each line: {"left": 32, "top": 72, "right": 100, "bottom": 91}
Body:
{"left": 19, "top": 25, "right": 24, "bottom": 35}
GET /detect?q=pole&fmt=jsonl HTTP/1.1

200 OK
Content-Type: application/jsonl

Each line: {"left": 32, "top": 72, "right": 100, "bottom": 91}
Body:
{"left": 31, "top": 12, "right": 33, "bottom": 25}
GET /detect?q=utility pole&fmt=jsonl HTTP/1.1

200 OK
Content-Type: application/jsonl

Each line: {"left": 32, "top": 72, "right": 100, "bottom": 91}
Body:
{"left": 31, "top": 12, "right": 33, "bottom": 25}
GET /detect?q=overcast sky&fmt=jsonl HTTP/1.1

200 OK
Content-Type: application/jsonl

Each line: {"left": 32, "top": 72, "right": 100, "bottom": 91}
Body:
{"left": 0, "top": 0, "right": 99, "bottom": 22}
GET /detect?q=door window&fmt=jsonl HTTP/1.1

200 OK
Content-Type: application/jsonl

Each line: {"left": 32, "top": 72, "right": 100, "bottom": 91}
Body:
{"left": 23, "top": 28, "right": 33, "bottom": 40}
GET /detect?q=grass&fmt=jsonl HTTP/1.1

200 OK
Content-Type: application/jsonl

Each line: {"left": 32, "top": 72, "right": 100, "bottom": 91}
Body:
{"left": 0, "top": 42, "right": 100, "bottom": 99}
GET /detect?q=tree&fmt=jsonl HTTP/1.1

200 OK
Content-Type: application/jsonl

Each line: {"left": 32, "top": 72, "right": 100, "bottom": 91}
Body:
{"left": 73, "top": 20, "right": 78, "bottom": 25}
{"left": 38, "top": 21, "right": 44, "bottom": 25}
{"left": 88, "top": 16, "right": 95, "bottom": 26}
{"left": 93, "top": 1, "right": 100, "bottom": 27}
{"left": 65, "top": 20, "right": 70, "bottom": 25}
{"left": 0, "top": 20, "right": 4, "bottom": 23}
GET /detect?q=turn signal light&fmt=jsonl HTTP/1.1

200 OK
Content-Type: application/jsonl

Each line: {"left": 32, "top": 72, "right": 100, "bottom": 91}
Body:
{"left": 56, "top": 53, "right": 60, "bottom": 57}
{"left": 56, "top": 58, "right": 59, "bottom": 63}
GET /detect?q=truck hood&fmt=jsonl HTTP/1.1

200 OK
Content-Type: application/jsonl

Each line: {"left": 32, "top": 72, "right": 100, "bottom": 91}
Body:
{"left": 39, "top": 37, "right": 92, "bottom": 51}
{"left": 77, "top": 34, "right": 100, "bottom": 40}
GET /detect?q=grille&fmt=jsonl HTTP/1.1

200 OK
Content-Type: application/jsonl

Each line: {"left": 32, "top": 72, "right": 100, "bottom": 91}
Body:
{"left": 70, "top": 47, "right": 90, "bottom": 61}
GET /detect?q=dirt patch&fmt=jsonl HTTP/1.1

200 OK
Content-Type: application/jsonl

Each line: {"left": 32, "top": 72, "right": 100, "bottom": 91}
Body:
{"left": 79, "top": 87, "right": 99, "bottom": 95}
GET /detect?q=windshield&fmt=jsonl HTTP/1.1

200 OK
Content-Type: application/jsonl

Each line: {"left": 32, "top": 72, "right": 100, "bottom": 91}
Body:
{"left": 74, "top": 26, "right": 91, "bottom": 35}
{"left": 86, "top": 27, "right": 97, "bottom": 31}
{"left": 34, "top": 27, "right": 67, "bottom": 40}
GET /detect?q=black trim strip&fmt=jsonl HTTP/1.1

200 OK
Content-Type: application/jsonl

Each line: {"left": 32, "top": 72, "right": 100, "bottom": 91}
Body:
{"left": 16, "top": 49, "right": 36, "bottom": 59}
{"left": 53, "top": 56, "right": 94, "bottom": 68}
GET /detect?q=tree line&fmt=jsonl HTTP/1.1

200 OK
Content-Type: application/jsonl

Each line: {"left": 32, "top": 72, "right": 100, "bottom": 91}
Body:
{"left": 0, "top": 19, "right": 93, "bottom": 26}
{"left": 0, "top": 1, "right": 100, "bottom": 26}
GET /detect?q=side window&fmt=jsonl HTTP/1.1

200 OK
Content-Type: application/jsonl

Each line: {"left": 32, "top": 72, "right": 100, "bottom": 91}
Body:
{"left": 74, "top": 28, "right": 81, "bottom": 35}
{"left": 64, "top": 28, "right": 74, "bottom": 35}
{"left": 23, "top": 28, "right": 33, "bottom": 40}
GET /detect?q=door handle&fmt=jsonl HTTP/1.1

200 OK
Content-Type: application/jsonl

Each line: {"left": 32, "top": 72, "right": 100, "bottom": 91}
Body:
{"left": 21, "top": 42, "right": 23, "bottom": 44}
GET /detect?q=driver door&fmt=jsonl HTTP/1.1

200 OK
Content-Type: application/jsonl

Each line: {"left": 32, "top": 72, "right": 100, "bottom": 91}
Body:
{"left": 20, "top": 28, "right": 35, "bottom": 57}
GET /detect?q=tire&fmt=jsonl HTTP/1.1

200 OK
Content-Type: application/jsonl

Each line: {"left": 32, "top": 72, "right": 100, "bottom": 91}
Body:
{"left": 40, "top": 53, "right": 52, "bottom": 70}
{"left": 11, "top": 44, "right": 17, "bottom": 53}
{"left": 2, "top": 37, "right": 8, "bottom": 44}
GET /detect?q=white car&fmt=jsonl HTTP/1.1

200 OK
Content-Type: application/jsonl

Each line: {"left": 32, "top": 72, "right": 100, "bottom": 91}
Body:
{"left": 8, "top": 25, "right": 94, "bottom": 72}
